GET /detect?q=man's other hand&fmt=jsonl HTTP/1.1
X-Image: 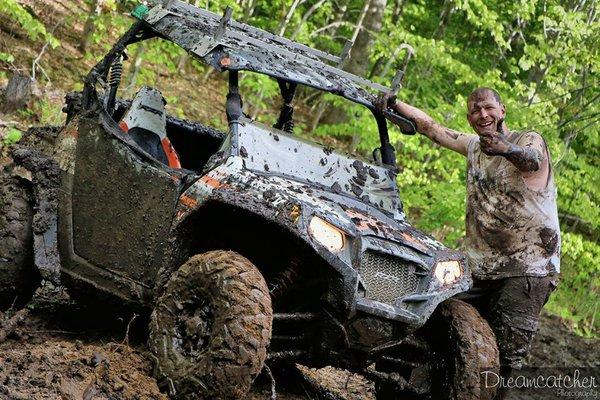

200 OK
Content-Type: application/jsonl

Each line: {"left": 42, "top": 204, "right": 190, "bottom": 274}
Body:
{"left": 479, "top": 132, "right": 511, "bottom": 156}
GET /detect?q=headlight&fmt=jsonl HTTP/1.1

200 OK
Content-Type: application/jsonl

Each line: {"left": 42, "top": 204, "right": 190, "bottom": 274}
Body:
{"left": 434, "top": 260, "right": 462, "bottom": 285}
{"left": 309, "top": 216, "right": 345, "bottom": 252}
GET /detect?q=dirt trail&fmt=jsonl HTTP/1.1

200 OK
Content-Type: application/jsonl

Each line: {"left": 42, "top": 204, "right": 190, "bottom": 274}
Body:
{"left": 0, "top": 284, "right": 597, "bottom": 400}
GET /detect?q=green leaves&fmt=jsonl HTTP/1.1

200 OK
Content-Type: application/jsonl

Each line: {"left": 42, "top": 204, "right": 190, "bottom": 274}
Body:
{"left": 1, "top": 128, "right": 23, "bottom": 148}
{"left": 547, "top": 232, "right": 600, "bottom": 337}
{"left": 0, "top": 52, "right": 14, "bottom": 63}
{"left": 0, "top": 0, "right": 59, "bottom": 48}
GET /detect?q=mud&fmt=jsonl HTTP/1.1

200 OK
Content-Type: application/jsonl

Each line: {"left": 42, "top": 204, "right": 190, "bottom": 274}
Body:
{"left": 444, "top": 129, "right": 459, "bottom": 140}
{"left": 467, "top": 87, "right": 502, "bottom": 105}
{"left": 502, "top": 143, "right": 542, "bottom": 172}
{"left": 0, "top": 163, "right": 36, "bottom": 308}
{"left": 11, "top": 148, "right": 61, "bottom": 284}
{"left": 0, "top": 287, "right": 166, "bottom": 400}
{"left": 0, "top": 280, "right": 596, "bottom": 400}
{"left": 149, "top": 251, "right": 272, "bottom": 399}
{"left": 466, "top": 130, "right": 560, "bottom": 279}
{"left": 538, "top": 227, "right": 559, "bottom": 256}
{"left": 0, "top": 290, "right": 600, "bottom": 400}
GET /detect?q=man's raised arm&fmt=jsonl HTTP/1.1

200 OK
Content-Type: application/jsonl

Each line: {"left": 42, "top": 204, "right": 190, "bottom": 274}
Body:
{"left": 376, "top": 95, "right": 472, "bottom": 156}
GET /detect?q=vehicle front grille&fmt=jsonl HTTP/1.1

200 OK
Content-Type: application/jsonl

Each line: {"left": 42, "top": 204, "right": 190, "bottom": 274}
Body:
{"left": 360, "top": 250, "right": 419, "bottom": 305}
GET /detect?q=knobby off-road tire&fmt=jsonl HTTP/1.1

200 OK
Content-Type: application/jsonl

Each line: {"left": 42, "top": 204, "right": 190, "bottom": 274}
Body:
{"left": 429, "top": 299, "right": 499, "bottom": 400}
{"left": 149, "top": 250, "right": 273, "bottom": 399}
{"left": 0, "top": 171, "right": 38, "bottom": 309}
{"left": 375, "top": 299, "right": 499, "bottom": 400}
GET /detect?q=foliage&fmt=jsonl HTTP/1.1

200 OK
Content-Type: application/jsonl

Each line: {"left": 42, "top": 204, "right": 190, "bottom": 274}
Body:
{"left": 547, "top": 232, "right": 600, "bottom": 337}
{"left": 1, "top": 127, "right": 23, "bottom": 147}
{"left": 0, "top": 53, "right": 14, "bottom": 63}
{"left": 0, "top": 0, "right": 59, "bottom": 47}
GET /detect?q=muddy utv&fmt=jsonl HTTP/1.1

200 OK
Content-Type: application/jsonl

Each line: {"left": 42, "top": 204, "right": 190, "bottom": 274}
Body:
{"left": 1, "top": 1, "right": 499, "bottom": 399}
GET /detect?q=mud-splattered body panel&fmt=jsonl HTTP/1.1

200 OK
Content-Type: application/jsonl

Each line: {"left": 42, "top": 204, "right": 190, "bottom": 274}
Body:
{"left": 71, "top": 118, "right": 180, "bottom": 285}
{"left": 237, "top": 119, "right": 402, "bottom": 216}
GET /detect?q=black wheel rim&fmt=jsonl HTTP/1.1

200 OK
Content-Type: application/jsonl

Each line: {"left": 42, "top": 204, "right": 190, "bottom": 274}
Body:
{"left": 173, "top": 295, "right": 214, "bottom": 358}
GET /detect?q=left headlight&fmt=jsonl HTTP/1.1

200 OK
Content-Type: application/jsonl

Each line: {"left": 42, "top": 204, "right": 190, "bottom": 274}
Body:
{"left": 433, "top": 260, "right": 462, "bottom": 285}
{"left": 309, "top": 216, "right": 345, "bottom": 252}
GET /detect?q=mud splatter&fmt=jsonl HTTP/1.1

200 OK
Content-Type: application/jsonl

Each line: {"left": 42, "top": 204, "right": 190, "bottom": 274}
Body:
{"left": 444, "top": 129, "right": 459, "bottom": 140}
{"left": 350, "top": 184, "right": 363, "bottom": 196}
{"left": 263, "top": 189, "right": 276, "bottom": 201}
{"left": 538, "top": 227, "right": 559, "bottom": 255}
{"left": 368, "top": 168, "right": 379, "bottom": 179}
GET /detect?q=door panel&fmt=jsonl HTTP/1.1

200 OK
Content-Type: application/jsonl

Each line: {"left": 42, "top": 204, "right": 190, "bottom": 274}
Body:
{"left": 72, "top": 117, "right": 180, "bottom": 285}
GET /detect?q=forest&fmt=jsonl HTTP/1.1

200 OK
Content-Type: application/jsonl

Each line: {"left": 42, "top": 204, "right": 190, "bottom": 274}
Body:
{"left": 0, "top": 0, "right": 598, "bottom": 342}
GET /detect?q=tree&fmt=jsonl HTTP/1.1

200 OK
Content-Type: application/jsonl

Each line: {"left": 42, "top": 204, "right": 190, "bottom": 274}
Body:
{"left": 319, "top": 0, "right": 387, "bottom": 126}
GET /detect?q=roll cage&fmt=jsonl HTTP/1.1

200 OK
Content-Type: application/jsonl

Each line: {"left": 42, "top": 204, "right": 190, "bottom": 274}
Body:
{"left": 82, "top": 0, "right": 417, "bottom": 167}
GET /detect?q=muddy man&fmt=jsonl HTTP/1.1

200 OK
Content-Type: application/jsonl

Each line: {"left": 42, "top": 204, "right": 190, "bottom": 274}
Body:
{"left": 376, "top": 87, "right": 560, "bottom": 398}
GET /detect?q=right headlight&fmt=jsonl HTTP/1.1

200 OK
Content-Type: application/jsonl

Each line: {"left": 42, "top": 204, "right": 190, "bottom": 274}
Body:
{"left": 433, "top": 260, "right": 462, "bottom": 285}
{"left": 308, "top": 216, "right": 345, "bottom": 252}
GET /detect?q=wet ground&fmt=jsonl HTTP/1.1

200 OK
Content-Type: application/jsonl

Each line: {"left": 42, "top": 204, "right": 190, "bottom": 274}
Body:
{"left": 0, "top": 284, "right": 597, "bottom": 400}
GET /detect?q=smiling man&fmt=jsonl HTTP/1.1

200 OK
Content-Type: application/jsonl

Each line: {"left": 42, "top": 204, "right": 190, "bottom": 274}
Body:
{"left": 376, "top": 87, "right": 560, "bottom": 398}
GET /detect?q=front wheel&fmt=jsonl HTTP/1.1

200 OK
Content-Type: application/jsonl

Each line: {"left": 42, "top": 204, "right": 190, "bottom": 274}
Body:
{"left": 375, "top": 299, "right": 499, "bottom": 400}
{"left": 0, "top": 170, "right": 38, "bottom": 309}
{"left": 149, "top": 250, "right": 273, "bottom": 399}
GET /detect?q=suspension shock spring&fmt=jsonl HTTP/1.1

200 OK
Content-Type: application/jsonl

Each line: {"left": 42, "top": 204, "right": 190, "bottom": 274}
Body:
{"left": 109, "top": 56, "right": 123, "bottom": 88}
{"left": 282, "top": 108, "right": 294, "bottom": 134}
{"left": 270, "top": 257, "right": 302, "bottom": 298}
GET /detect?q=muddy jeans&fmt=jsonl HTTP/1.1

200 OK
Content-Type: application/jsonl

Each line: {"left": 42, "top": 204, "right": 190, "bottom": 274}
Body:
{"left": 459, "top": 275, "right": 558, "bottom": 369}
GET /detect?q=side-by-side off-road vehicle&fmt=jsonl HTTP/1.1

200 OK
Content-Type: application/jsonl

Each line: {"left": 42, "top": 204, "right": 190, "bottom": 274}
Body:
{"left": 1, "top": 1, "right": 499, "bottom": 398}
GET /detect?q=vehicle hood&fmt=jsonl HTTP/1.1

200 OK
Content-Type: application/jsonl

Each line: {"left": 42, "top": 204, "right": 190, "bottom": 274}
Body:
{"left": 235, "top": 118, "right": 404, "bottom": 219}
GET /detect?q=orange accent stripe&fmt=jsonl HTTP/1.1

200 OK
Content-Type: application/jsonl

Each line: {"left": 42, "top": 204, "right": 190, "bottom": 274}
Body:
{"left": 180, "top": 195, "right": 198, "bottom": 208}
{"left": 200, "top": 175, "right": 223, "bottom": 189}
{"left": 161, "top": 137, "right": 182, "bottom": 169}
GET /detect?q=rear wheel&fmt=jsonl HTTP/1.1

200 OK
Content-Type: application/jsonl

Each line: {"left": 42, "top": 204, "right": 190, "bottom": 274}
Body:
{"left": 0, "top": 171, "right": 38, "bottom": 309}
{"left": 375, "top": 299, "right": 499, "bottom": 400}
{"left": 149, "top": 250, "right": 273, "bottom": 399}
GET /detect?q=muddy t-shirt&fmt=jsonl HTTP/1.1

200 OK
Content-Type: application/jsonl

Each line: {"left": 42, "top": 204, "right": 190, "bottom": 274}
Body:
{"left": 465, "top": 132, "right": 560, "bottom": 279}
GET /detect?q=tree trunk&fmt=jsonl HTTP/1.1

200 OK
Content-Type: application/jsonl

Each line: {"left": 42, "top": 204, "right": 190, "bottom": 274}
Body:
{"left": 369, "top": 0, "right": 405, "bottom": 78}
{"left": 433, "top": 0, "right": 455, "bottom": 39}
{"left": 79, "top": 0, "right": 105, "bottom": 53}
{"left": 391, "top": 0, "right": 404, "bottom": 24}
{"left": 1, "top": 73, "right": 32, "bottom": 114}
{"left": 125, "top": 42, "right": 147, "bottom": 95}
{"left": 176, "top": 0, "right": 201, "bottom": 72}
{"left": 290, "top": 0, "right": 327, "bottom": 40}
{"left": 277, "top": 0, "right": 304, "bottom": 36}
{"left": 242, "top": 0, "right": 257, "bottom": 21}
{"left": 320, "top": 0, "right": 387, "bottom": 126}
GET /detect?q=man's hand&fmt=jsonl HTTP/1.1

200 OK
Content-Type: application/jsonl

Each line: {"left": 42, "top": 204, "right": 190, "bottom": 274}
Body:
{"left": 479, "top": 117, "right": 510, "bottom": 155}
{"left": 479, "top": 132, "right": 511, "bottom": 156}
{"left": 479, "top": 131, "right": 544, "bottom": 173}
{"left": 374, "top": 92, "right": 397, "bottom": 113}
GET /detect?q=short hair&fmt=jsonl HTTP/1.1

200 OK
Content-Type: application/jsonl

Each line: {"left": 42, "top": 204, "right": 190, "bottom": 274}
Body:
{"left": 468, "top": 87, "right": 502, "bottom": 105}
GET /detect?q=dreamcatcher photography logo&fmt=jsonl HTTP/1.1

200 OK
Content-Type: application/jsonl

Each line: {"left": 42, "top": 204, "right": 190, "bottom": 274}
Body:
{"left": 481, "top": 367, "right": 599, "bottom": 398}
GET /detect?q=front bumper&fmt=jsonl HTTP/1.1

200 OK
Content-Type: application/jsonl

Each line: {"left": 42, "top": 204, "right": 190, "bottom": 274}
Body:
{"left": 350, "top": 235, "right": 472, "bottom": 327}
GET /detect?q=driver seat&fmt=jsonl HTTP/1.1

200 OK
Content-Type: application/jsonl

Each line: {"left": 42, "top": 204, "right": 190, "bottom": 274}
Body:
{"left": 118, "top": 86, "right": 181, "bottom": 169}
